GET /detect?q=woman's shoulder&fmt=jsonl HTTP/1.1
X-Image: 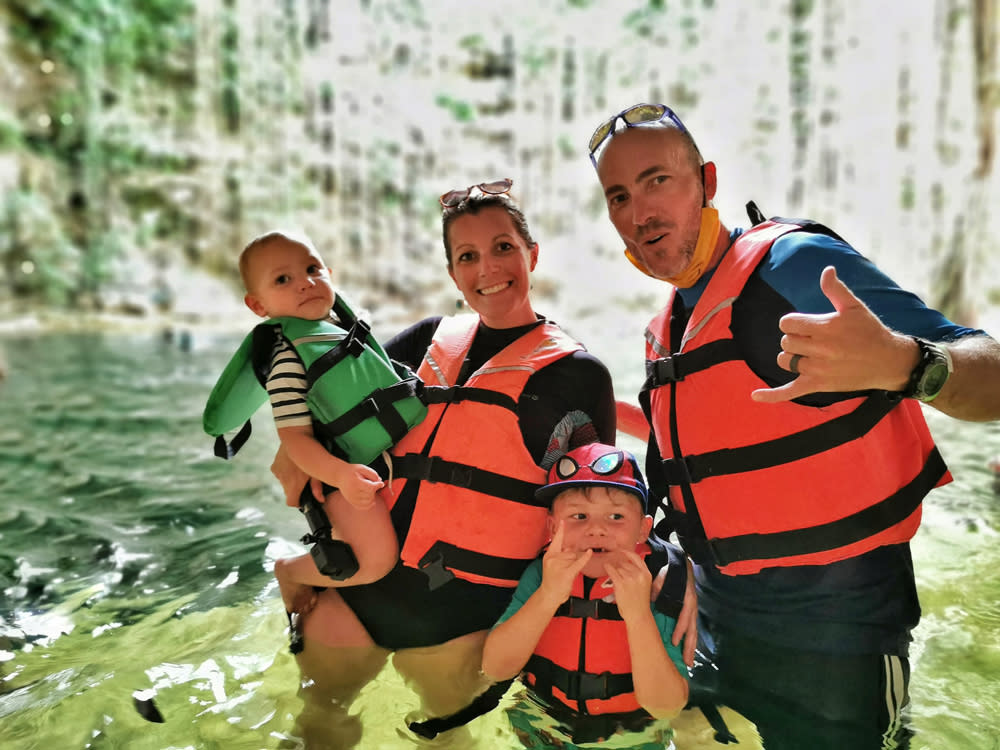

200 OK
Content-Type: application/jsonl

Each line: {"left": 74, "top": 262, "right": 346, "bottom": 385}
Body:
{"left": 383, "top": 316, "right": 443, "bottom": 367}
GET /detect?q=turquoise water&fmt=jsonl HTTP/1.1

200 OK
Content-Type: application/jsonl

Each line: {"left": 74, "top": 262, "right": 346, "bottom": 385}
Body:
{"left": 0, "top": 329, "right": 998, "bottom": 749}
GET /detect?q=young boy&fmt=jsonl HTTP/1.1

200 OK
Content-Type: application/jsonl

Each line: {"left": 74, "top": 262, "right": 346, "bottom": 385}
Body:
{"left": 482, "top": 442, "right": 689, "bottom": 747}
{"left": 238, "top": 230, "right": 402, "bottom": 618}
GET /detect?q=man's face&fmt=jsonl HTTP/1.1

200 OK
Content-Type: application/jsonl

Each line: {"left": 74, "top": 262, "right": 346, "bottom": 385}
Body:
{"left": 596, "top": 127, "right": 706, "bottom": 281}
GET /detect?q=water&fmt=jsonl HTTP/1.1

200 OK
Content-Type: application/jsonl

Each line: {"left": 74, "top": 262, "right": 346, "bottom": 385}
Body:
{"left": 0, "top": 327, "right": 998, "bottom": 749}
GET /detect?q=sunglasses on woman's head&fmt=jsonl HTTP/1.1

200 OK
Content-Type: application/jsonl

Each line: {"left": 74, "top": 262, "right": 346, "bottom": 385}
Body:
{"left": 588, "top": 103, "right": 692, "bottom": 167}
{"left": 439, "top": 178, "right": 513, "bottom": 208}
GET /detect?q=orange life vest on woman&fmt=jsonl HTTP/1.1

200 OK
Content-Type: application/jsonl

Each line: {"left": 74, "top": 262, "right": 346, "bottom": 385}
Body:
{"left": 642, "top": 220, "right": 950, "bottom": 576}
{"left": 524, "top": 542, "right": 654, "bottom": 717}
{"left": 384, "top": 314, "right": 582, "bottom": 589}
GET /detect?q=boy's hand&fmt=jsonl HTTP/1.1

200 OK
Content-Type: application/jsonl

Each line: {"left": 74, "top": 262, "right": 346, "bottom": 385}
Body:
{"left": 604, "top": 549, "right": 653, "bottom": 623}
{"left": 338, "top": 464, "right": 385, "bottom": 509}
{"left": 538, "top": 520, "right": 592, "bottom": 608}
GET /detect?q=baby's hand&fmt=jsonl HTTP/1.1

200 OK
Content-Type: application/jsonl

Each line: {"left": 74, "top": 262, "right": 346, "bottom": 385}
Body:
{"left": 338, "top": 463, "right": 385, "bottom": 509}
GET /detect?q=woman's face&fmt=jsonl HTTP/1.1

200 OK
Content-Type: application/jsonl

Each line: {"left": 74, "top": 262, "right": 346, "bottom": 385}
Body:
{"left": 447, "top": 206, "right": 539, "bottom": 329}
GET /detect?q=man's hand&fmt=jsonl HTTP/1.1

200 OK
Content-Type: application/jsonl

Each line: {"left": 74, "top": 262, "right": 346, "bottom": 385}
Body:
{"left": 752, "top": 266, "right": 915, "bottom": 403}
{"left": 670, "top": 556, "right": 698, "bottom": 667}
{"left": 538, "top": 521, "right": 592, "bottom": 608}
{"left": 271, "top": 443, "right": 324, "bottom": 507}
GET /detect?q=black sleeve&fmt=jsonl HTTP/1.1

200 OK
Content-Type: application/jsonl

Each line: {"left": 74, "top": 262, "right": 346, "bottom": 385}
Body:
{"left": 383, "top": 316, "right": 442, "bottom": 370}
{"left": 519, "top": 350, "right": 617, "bottom": 465}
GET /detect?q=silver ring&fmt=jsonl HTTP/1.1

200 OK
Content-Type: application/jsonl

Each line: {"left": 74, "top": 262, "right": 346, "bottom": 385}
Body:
{"left": 789, "top": 353, "right": 803, "bottom": 375}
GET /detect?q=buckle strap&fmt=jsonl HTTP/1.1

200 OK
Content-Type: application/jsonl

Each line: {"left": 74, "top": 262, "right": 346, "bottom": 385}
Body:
{"left": 642, "top": 339, "right": 739, "bottom": 390}
{"left": 305, "top": 319, "right": 375, "bottom": 384}
{"left": 706, "top": 446, "right": 946, "bottom": 567}
{"left": 419, "top": 385, "right": 518, "bottom": 412}
{"left": 662, "top": 391, "right": 899, "bottom": 485}
{"left": 320, "top": 378, "right": 421, "bottom": 443}
{"left": 417, "top": 540, "right": 533, "bottom": 590}
{"left": 526, "top": 654, "right": 633, "bottom": 702}
{"left": 392, "top": 454, "right": 545, "bottom": 505}
{"left": 555, "top": 597, "right": 622, "bottom": 620}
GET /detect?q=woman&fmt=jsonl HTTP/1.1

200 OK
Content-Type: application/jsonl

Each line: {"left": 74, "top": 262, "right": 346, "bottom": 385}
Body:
{"left": 272, "top": 180, "right": 616, "bottom": 747}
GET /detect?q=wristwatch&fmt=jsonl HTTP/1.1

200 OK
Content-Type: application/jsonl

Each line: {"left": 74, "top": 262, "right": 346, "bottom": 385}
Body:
{"left": 903, "top": 337, "right": 953, "bottom": 403}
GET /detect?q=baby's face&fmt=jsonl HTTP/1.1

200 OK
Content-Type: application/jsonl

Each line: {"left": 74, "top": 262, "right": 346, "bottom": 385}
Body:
{"left": 244, "top": 239, "right": 335, "bottom": 320}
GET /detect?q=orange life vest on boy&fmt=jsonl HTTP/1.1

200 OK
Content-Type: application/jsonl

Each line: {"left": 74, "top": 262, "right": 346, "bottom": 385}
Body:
{"left": 642, "top": 220, "right": 950, "bottom": 576}
{"left": 384, "top": 315, "right": 582, "bottom": 588}
{"left": 523, "top": 542, "right": 653, "bottom": 716}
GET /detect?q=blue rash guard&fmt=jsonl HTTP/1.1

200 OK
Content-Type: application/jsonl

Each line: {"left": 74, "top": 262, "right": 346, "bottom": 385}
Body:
{"left": 647, "top": 227, "right": 984, "bottom": 656}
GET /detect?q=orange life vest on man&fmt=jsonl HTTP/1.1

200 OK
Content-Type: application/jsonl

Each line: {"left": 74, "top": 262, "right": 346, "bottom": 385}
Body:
{"left": 523, "top": 542, "right": 654, "bottom": 717}
{"left": 642, "top": 220, "right": 950, "bottom": 576}
{"left": 384, "top": 314, "right": 582, "bottom": 589}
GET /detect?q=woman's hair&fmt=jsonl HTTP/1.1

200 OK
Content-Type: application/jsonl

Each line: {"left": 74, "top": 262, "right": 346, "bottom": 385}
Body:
{"left": 441, "top": 194, "right": 536, "bottom": 268}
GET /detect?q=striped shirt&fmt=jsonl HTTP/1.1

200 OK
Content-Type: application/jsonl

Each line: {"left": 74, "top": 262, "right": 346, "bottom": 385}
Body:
{"left": 266, "top": 334, "right": 313, "bottom": 428}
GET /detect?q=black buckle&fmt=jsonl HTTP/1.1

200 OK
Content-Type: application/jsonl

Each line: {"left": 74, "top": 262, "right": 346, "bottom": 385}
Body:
{"left": 647, "top": 356, "right": 682, "bottom": 384}
{"left": 570, "top": 672, "right": 611, "bottom": 701}
{"left": 343, "top": 320, "right": 370, "bottom": 357}
{"left": 566, "top": 598, "right": 600, "bottom": 618}
{"left": 418, "top": 457, "right": 473, "bottom": 488}
{"left": 662, "top": 455, "right": 701, "bottom": 484}
{"left": 418, "top": 548, "right": 456, "bottom": 590}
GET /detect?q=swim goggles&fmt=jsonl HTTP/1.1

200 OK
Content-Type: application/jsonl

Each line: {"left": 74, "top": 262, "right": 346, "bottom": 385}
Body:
{"left": 536, "top": 443, "right": 649, "bottom": 508}
{"left": 439, "top": 178, "right": 513, "bottom": 207}
{"left": 588, "top": 103, "right": 693, "bottom": 167}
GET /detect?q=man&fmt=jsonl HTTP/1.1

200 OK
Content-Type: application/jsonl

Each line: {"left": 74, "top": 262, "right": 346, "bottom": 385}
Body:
{"left": 589, "top": 103, "right": 1000, "bottom": 749}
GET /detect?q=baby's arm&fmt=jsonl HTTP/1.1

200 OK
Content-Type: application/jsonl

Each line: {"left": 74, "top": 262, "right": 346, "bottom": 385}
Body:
{"left": 277, "top": 424, "right": 383, "bottom": 508}
{"left": 482, "top": 521, "right": 592, "bottom": 680}
{"left": 606, "top": 551, "right": 689, "bottom": 718}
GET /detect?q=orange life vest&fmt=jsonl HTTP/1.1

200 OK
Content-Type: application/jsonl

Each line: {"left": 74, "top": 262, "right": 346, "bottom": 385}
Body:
{"left": 384, "top": 315, "right": 582, "bottom": 588}
{"left": 524, "top": 542, "right": 654, "bottom": 716}
{"left": 643, "top": 220, "right": 950, "bottom": 575}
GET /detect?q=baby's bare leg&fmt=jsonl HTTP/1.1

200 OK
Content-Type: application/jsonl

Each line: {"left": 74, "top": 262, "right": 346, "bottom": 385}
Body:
{"left": 324, "top": 487, "right": 399, "bottom": 583}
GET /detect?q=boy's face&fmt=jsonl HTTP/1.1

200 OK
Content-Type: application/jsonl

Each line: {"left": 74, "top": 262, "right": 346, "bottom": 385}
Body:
{"left": 243, "top": 239, "right": 335, "bottom": 320}
{"left": 548, "top": 486, "right": 653, "bottom": 579}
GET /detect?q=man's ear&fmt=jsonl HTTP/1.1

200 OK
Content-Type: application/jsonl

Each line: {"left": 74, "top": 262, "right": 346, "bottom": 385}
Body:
{"left": 244, "top": 293, "right": 269, "bottom": 318}
{"left": 702, "top": 161, "right": 718, "bottom": 203}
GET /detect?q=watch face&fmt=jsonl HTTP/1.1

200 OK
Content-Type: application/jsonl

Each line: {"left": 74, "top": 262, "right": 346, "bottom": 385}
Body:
{"left": 922, "top": 362, "right": 950, "bottom": 396}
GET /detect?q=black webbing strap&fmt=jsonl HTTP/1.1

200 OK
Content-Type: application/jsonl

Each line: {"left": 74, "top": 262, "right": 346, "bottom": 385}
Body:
{"left": 407, "top": 679, "right": 515, "bottom": 739}
{"left": 706, "top": 445, "right": 946, "bottom": 567}
{"left": 660, "top": 392, "right": 899, "bottom": 485}
{"left": 213, "top": 420, "right": 252, "bottom": 460}
{"left": 319, "top": 377, "right": 422, "bottom": 444}
{"left": 416, "top": 539, "right": 534, "bottom": 590}
{"left": 642, "top": 339, "right": 740, "bottom": 389}
{"left": 537, "top": 700, "right": 653, "bottom": 746}
{"left": 526, "top": 654, "right": 634, "bottom": 703}
{"left": 419, "top": 384, "right": 518, "bottom": 412}
{"left": 392, "top": 454, "right": 545, "bottom": 505}
{"left": 555, "top": 597, "right": 622, "bottom": 620}
{"left": 304, "top": 319, "right": 370, "bottom": 385}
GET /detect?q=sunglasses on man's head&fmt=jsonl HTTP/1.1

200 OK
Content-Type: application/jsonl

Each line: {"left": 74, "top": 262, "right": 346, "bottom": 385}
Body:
{"left": 587, "top": 103, "right": 692, "bottom": 167}
{"left": 439, "top": 178, "right": 513, "bottom": 208}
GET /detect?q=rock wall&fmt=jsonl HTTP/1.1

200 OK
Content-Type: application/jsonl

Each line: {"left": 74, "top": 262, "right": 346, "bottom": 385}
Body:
{"left": 1, "top": 0, "right": 997, "bottom": 325}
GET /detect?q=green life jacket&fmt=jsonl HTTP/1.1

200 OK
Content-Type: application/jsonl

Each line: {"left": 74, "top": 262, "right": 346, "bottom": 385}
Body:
{"left": 203, "top": 294, "right": 426, "bottom": 465}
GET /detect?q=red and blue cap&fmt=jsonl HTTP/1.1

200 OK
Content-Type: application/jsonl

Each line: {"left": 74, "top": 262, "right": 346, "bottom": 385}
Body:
{"left": 535, "top": 443, "right": 649, "bottom": 512}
